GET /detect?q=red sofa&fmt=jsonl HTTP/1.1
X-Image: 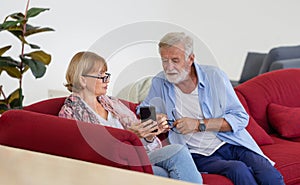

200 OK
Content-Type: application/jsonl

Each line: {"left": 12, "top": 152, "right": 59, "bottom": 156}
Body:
{"left": 234, "top": 69, "right": 300, "bottom": 185}
{"left": 1, "top": 68, "right": 299, "bottom": 185}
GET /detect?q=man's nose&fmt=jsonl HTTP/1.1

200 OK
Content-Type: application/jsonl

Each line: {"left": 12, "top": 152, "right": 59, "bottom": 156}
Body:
{"left": 164, "top": 60, "right": 175, "bottom": 70}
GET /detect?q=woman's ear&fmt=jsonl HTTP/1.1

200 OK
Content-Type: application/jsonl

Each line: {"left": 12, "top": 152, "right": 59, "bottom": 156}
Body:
{"left": 79, "top": 76, "right": 86, "bottom": 89}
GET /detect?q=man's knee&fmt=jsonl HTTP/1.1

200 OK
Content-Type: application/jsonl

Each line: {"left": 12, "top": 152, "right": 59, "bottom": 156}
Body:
{"left": 222, "top": 161, "right": 258, "bottom": 185}
{"left": 224, "top": 161, "right": 251, "bottom": 176}
{"left": 256, "top": 169, "right": 285, "bottom": 185}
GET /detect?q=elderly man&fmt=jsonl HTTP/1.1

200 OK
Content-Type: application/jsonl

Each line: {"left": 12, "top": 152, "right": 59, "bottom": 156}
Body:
{"left": 138, "top": 32, "right": 284, "bottom": 185}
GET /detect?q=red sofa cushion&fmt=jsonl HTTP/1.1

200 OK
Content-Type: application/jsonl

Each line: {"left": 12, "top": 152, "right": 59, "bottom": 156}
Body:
{"left": 202, "top": 174, "right": 233, "bottom": 185}
{"left": 268, "top": 103, "right": 300, "bottom": 139}
{"left": 261, "top": 136, "right": 300, "bottom": 185}
{"left": 235, "top": 91, "right": 274, "bottom": 145}
{"left": 246, "top": 116, "right": 274, "bottom": 145}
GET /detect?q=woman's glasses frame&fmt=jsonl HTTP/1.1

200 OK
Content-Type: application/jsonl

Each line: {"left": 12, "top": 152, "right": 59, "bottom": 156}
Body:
{"left": 82, "top": 72, "right": 111, "bottom": 83}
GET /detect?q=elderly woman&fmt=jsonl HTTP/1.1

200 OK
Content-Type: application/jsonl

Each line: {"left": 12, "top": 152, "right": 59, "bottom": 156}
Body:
{"left": 58, "top": 51, "right": 202, "bottom": 184}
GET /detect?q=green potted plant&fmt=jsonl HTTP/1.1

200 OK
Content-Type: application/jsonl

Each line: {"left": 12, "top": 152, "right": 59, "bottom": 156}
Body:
{"left": 0, "top": 0, "right": 54, "bottom": 114}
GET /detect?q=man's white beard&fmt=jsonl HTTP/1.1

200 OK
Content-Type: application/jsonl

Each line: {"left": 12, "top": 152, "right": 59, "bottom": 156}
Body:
{"left": 165, "top": 69, "right": 189, "bottom": 84}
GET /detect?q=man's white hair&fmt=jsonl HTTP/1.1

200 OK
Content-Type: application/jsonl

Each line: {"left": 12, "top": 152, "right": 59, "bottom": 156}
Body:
{"left": 159, "top": 32, "right": 193, "bottom": 60}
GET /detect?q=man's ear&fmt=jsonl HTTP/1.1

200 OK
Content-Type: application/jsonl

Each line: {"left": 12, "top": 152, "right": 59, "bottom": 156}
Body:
{"left": 188, "top": 53, "right": 195, "bottom": 66}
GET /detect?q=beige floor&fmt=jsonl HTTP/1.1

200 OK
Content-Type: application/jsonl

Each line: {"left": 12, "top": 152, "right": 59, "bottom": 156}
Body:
{"left": 0, "top": 145, "right": 201, "bottom": 185}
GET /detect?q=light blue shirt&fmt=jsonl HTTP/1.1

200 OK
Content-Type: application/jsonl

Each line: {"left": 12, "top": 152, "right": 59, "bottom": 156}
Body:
{"left": 138, "top": 63, "right": 273, "bottom": 165}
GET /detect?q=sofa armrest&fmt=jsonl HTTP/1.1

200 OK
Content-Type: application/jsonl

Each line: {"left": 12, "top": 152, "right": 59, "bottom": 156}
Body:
{"left": 0, "top": 110, "right": 153, "bottom": 174}
{"left": 269, "top": 58, "right": 300, "bottom": 71}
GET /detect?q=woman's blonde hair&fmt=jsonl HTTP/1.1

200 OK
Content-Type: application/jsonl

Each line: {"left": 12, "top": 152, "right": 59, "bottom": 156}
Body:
{"left": 65, "top": 51, "right": 107, "bottom": 92}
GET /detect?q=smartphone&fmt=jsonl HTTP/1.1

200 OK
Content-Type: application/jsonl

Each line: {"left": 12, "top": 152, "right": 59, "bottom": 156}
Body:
{"left": 140, "top": 106, "right": 157, "bottom": 132}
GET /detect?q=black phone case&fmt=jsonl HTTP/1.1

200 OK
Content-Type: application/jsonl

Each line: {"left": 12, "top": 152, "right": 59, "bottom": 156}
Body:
{"left": 140, "top": 106, "right": 156, "bottom": 122}
{"left": 140, "top": 106, "right": 158, "bottom": 133}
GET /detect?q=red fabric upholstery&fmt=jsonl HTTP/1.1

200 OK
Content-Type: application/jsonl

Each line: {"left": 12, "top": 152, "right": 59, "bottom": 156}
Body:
{"left": 261, "top": 136, "right": 300, "bottom": 185}
{"left": 235, "top": 91, "right": 274, "bottom": 145}
{"left": 0, "top": 109, "right": 152, "bottom": 174}
{"left": 235, "top": 69, "right": 300, "bottom": 185}
{"left": 268, "top": 103, "right": 300, "bottom": 138}
{"left": 24, "top": 97, "right": 66, "bottom": 115}
{"left": 202, "top": 174, "right": 233, "bottom": 185}
{"left": 235, "top": 69, "right": 300, "bottom": 134}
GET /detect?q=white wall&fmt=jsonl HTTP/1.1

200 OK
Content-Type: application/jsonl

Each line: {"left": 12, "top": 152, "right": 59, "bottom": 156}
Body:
{"left": 1, "top": 0, "right": 300, "bottom": 105}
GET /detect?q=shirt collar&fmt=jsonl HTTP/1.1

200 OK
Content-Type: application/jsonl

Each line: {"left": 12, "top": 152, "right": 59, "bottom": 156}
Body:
{"left": 193, "top": 62, "right": 205, "bottom": 89}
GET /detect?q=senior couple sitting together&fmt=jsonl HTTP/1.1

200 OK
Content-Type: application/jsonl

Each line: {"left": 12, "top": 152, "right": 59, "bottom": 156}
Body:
{"left": 58, "top": 32, "right": 285, "bottom": 185}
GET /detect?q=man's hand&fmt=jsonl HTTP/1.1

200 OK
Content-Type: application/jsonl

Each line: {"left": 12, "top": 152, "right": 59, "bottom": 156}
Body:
{"left": 173, "top": 117, "right": 199, "bottom": 134}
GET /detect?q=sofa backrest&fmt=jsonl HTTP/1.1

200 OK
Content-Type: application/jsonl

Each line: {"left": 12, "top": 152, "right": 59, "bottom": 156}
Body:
{"left": 239, "top": 52, "right": 266, "bottom": 83}
{"left": 24, "top": 97, "right": 66, "bottom": 115}
{"left": 24, "top": 97, "right": 139, "bottom": 117}
{"left": 235, "top": 69, "right": 300, "bottom": 133}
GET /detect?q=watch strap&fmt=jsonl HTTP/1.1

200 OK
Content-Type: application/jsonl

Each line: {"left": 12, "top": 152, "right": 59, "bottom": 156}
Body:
{"left": 198, "top": 119, "right": 206, "bottom": 132}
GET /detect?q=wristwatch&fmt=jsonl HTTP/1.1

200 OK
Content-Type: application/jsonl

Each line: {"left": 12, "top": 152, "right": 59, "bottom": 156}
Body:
{"left": 198, "top": 119, "right": 206, "bottom": 132}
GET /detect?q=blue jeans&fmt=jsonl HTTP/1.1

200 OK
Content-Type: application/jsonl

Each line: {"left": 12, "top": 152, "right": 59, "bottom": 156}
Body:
{"left": 148, "top": 144, "right": 203, "bottom": 184}
{"left": 192, "top": 143, "right": 285, "bottom": 185}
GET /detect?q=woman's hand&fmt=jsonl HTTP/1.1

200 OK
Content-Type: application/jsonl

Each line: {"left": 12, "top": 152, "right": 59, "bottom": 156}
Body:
{"left": 127, "top": 113, "right": 170, "bottom": 141}
{"left": 156, "top": 113, "right": 170, "bottom": 133}
{"left": 127, "top": 119, "right": 158, "bottom": 140}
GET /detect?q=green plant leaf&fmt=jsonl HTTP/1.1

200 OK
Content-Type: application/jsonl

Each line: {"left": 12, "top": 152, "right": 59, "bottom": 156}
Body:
{"left": 0, "top": 56, "right": 19, "bottom": 67}
{"left": 5, "top": 88, "right": 23, "bottom": 109}
{"left": 0, "top": 20, "right": 22, "bottom": 29}
{"left": 25, "top": 24, "right": 38, "bottom": 31}
{"left": 25, "top": 27, "right": 54, "bottom": 36}
{"left": 21, "top": 57, "right": 46, "bottom": 78}
{"left": 7, "top": 88, "right": 20, "bottom": 103}
{"left": 23, "top": 65, "right": 29, "bottom": 73}
{"left": 0, "top": 56, "right": 22, "bottom": 78}
{"left": 0, "top": 46, "right": 12, "bottom": 56}
{"left": 0, "top": 102, "right": 9, "bottom": 114}
{"left": 26, "top": 8, "right": 49, "bottom": 19}
{"left": 25, "top": 51, "right": 51, "bottom": 65}
{"left": 8, "top": 12, "right": 25, "bottom": 21}
{"left": 6, "top": 30, "right": 28, "bottom": 45}
{"left": 29, "top": 43, "right": 40, "bottom": 49}
{"left": 6, "top": 25, "right": 23, "bottom": 32}
{"left": 0, "top": 66, "right": 21, "bottom": 78}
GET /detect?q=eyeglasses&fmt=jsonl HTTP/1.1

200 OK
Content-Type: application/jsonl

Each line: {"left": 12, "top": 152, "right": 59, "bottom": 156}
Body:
{"left": 167, "top": 119, "right": 181, "bottom": 134}
{"left": 166, "top": 109, "right": 182, "bottom": 134}
{"left": 82, "top": 73, "right": 111, "bottom": 83}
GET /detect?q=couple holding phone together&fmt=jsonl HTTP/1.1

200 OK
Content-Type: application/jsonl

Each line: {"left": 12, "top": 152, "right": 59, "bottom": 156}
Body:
{"left": 59, "top": 30, "right": 284, "bottom": 185}
{"left": 140, "top": 106, "right": 179, "bottom": 134}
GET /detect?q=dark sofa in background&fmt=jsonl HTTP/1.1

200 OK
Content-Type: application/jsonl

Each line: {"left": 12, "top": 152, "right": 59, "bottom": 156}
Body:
{"left": 1, "top": 69, "right": 300, "bottom": 184}
{"left": 231, "top": 45, "right": 300, "bottom": 87}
